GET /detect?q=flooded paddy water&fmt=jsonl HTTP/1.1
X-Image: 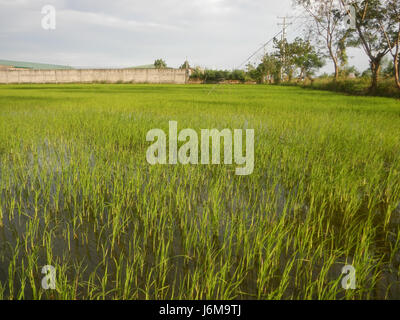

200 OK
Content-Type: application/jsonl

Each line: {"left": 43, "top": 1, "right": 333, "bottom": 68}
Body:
{"left": 0, "top": 141, "right": 399, "bottom": 299}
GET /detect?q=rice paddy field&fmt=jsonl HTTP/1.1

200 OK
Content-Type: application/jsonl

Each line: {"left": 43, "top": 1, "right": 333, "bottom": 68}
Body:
{"left": 0, "top": 83, "right": 399, "bottom": 300}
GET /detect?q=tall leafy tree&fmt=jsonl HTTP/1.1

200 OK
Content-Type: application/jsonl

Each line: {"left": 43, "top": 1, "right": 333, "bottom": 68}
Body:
{"left": 272, "top": 37, "right": 324, "bottom": 82}
{"left": 273, "top": 38, "right": 293, "bottom": 81}
{"left": 261, "top": 53, "right": 281, "bottom": 83}
{"left": 341, "top": 0, "right": 392, "bottom": 91}
{"left": 291, "top": 37, "right": 325, "bottom": 80}
{"left": 295, "top": 0, "right": 350, "bottom": 80}
{"left": 246, "top": 55, "right": 280, "bottom": 83}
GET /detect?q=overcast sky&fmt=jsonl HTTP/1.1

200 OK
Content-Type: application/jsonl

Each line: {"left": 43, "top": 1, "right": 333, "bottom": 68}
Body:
{"left": 0, "top": 0, "right": 369, "bottom": 73}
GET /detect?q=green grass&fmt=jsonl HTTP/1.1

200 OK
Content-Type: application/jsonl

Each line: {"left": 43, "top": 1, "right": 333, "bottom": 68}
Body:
{"left": 298, "top": 77, "right": 400, "bottom": 99}
{"left": 0, "top": 84, "right": 399, "bottom": 300}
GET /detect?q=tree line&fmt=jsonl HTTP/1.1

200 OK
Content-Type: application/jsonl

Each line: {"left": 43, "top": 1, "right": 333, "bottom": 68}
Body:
{"left": 188, "top": 0, "right": 400, "bottom": 92}
{"left": 294, "top": 0, "right": 399, "bottom": 92}
{"left": 156, "top": 1, "right": 399, "bottom": 92}
{"left": 243, "top": 0, "right": 399, "bottom": 91}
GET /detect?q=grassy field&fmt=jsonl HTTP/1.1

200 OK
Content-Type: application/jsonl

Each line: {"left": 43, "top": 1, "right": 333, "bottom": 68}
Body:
{"left": 0, "top": 84, "right": 399, "bottom": 300}
{"left": 298, "top": 77, "right": 400, "bottom": 99}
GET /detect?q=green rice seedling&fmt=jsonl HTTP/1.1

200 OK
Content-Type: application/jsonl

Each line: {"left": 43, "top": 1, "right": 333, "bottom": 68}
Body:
{"left": 0, "top": 84, "right": 399, "bottom": 299}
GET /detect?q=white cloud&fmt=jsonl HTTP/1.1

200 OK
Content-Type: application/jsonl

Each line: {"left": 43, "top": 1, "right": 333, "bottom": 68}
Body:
{"left": 59, "top": 9, "right": 180, "bottom": 31}
{"left": 0, "top": 0, "right": 369, "bottom": 72}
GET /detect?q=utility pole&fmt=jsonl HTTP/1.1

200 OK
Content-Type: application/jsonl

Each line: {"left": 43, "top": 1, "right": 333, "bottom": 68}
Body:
{"left": 277, "top": 16, "right": 292, "bottom": 81}
{"left": 278, "top": 16, "right": 292, "bottom": 42}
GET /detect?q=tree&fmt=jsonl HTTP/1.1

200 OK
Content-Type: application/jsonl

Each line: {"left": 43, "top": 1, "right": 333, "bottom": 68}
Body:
{"left": 243, "top": 55, "right": 281, "bottom": 84}
{"left": 273, "top": 38, "right": 297, "bottom": 82}
{"left": 179, "top": 60, "right": 190, "bottom": 69}
{"left": 245, "top": 63, "right": 260, "bottom": 82}
{"left": 189, "top": 66, "right": 205, "bottom": 81}
{"left": 378, "top": 0, "right": 400, "bottom": 89}
{"left": 382, "top": 59, "right": 395, "bottom": 77}
{"left": 271, "top": 37, "right": 324, "bottom": 82}
{"left": 295, "top": 0, "right": 350, "bottom": 81}
{"left": 229, "top": 70, "right": 246, "bottom": 82}
{"left": 341, "top": 0, "right": 392, "bottom": 92}
{"left": 260, "top": 53, "right": 281, "bottom": 83}
{"left": 291, "top": 37, "right": 325, "bottom": 80}
{"left": 154, "top": 59, "right": 167, "bottom": 69}
{"left": 337, "top": 29, "right": 353, "bottom": 77}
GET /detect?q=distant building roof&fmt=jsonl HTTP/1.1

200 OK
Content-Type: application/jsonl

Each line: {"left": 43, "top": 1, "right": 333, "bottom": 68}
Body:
{"left": 130, "top": 64, "right": 157, "bottom": 69}
{"left": 0, "top": 59, "right": 73, "bottom": 70}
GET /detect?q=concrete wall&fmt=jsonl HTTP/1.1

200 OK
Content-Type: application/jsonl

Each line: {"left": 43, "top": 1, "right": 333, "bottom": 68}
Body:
{"left": 0, "top": 68, "right": 188, "bottom": 84}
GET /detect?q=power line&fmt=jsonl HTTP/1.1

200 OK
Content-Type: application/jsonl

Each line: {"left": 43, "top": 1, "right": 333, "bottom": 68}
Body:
{"left": 207, "top": 13, "right": 303, "bottom": 95}
{"left": 236, "top": 30, "right": 283, "bottom": 70}
{"left": 236, "top": 12, "right": 306, "bottom": 71}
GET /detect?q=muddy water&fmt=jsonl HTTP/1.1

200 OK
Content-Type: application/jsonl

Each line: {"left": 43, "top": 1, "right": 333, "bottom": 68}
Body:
{"left": 0, "top": 145, "right": 399, "bottom": 299}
